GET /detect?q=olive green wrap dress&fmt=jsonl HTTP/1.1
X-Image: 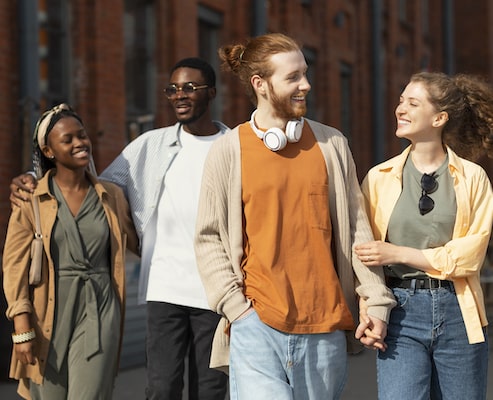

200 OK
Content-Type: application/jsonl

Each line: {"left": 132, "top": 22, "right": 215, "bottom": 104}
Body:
{"left": 30, "top": 179, "right": 120, "bottom": 400}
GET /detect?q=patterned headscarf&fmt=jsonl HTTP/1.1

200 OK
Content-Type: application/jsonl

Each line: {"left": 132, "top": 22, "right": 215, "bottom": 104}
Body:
{"left": 34, "top": 103, "right": 72, "bottom": 148}
{"left": 32, "top": 103, "right": 97, "bottom": 178}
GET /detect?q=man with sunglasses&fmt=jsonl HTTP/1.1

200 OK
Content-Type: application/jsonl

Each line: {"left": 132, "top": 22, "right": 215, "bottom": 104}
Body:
{"left": 10, "top": 58, "right": 229, "bottom": 400}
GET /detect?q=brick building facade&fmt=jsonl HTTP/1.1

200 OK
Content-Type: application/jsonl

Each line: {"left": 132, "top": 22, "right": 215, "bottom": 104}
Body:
{"left": 1, "top": 0, "right": 492, "bottom": 377}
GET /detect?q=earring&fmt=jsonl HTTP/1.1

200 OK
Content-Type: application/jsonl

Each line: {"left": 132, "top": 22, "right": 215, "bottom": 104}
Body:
{"left": 49, "top": 156, "right": 55, "bottom": 159}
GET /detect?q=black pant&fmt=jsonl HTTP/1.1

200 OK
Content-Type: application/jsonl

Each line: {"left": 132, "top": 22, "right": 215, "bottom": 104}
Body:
{"left": 145, "top": 302, "right": 228, "bottom": 400}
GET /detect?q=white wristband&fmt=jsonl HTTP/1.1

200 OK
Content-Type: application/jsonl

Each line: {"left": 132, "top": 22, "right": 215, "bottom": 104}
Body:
{"left": 12, "top": 328, "right": 36, "bottom": 344}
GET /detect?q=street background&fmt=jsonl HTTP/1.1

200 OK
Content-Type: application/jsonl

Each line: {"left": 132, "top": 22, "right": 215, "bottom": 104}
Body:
{"left": 1, "top": 343, "right": 493, "bottom": 399}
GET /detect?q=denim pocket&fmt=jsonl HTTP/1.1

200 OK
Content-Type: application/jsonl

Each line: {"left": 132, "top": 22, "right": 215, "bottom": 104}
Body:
{"left": 232, "top": 308, "right": 257, "bottom": 325}
{"left": 392, "top": 288, "right": 410, "bottom": 308}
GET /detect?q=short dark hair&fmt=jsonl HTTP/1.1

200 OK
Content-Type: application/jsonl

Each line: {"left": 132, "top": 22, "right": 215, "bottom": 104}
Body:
{"left": 170, "top": 57, "right": 216, "bottom": 87}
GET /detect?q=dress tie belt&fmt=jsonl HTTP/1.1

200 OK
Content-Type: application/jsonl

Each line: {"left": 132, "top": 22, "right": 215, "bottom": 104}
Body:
{"left": 50, "top": 269, "right": 107, "bottom": 371}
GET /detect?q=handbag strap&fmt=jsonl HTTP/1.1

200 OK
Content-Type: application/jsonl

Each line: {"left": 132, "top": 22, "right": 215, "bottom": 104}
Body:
{"left": 32, "top": 195, "right": 42, "bottom": 239}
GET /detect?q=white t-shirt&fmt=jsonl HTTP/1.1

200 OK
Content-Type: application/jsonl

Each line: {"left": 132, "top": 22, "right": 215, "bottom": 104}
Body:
{"left": 145, "top": 128, "right": 222, "bottom": 309}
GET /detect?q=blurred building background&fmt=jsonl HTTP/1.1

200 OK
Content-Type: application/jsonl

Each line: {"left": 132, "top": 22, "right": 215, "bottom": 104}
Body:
{"left": 1, "top": 0, "right": 493, "bottom": 378}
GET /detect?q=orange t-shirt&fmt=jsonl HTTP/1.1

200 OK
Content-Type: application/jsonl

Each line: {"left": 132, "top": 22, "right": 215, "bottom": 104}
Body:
{"left": 240, "top": 121, "right": 354, "bottom": 334}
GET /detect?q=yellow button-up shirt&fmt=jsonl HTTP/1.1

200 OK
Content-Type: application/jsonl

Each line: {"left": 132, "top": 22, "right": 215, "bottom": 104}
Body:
{"left": 361, "top": 145, "right": 493, "bottom": 344}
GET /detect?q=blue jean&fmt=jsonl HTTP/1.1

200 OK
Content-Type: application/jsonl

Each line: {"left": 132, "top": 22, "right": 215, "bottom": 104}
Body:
{"left": 377, "top": 285, "right": 488, "bottom": 400}
{"left": 229, "top": 310, "right": 347, "bottom": 400}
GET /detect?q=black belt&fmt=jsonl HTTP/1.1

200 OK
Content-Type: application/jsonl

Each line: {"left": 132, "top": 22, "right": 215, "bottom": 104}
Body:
{"left": 387, "top": 277, "right": 453, "bottom": 290}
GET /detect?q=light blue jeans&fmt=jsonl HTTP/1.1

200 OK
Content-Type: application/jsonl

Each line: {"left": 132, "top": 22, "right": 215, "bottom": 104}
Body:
{"left": 229, "top": 310, "right": 347, "bottom": 400}
{"left": 377, "top": 285, "right": 488, "bottom": 400}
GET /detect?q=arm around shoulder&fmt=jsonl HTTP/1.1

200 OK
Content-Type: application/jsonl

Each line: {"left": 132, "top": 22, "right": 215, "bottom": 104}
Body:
{"left": 102, "top": 181, "right": 139, "bottom": 256}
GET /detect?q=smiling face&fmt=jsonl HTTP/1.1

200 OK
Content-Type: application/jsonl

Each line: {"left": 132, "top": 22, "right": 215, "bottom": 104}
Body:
{"left": 395, "top": 81, "right": 447, "bottom": 142}
{"left": 42, "top": 116, "right": 91, "bottom": 171}
{"left": 264, "top": 50, "right": 311, "bottom": 120}
{"left": 167, "top": 67, "right": 215, "bottom": 127}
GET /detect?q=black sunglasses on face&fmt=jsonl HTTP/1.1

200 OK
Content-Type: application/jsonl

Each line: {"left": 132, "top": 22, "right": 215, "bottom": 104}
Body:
{"left": 419, "top": 173, "right": 438, "bottom": 215}
{"left": 164, "top": 82, "right": 209, "bottom": 97}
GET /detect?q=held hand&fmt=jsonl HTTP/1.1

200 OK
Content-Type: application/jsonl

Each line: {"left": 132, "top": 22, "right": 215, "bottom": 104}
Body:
{"left": 10, "top": 174, "right": 37, "bottom": 208}
{"left": 355, "top": 298, "right": 388, "bottom": 351}
{"left": 355, "top": 296, "right": 370, "bottom": 336}
{"left": 355, "top": 240, "right": 399, "bottom": 267}
{"left": 14, "top": 341, "right": 36, "bottom": 365}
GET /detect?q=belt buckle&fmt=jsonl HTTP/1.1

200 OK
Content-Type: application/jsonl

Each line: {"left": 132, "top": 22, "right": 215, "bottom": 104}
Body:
{"left": 417, "top": 278, "right": 435, "bottom": 289}
{"left": 412, "top": 278, "right": 424, "bottom": 289}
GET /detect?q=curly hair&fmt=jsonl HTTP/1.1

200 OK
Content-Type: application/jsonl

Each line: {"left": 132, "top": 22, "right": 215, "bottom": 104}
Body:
{"left": 410, "top": 71, "right": 493, "bottom": 161}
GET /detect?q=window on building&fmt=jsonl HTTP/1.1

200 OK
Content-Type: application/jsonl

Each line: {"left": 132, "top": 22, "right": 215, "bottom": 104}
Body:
{"left": 340, "top": 62, "right": 353, "bottom": 140}
{"left": 303, "top": 48, "right": 317, "bottom": 120}
{"left": 198, "top": 5, "right": 224, "bottom": 120}
{"left": 421, "top": 0, "right": 429, "bottom": 35}
{"left": 124, "top": 0, "right": 156, "bottom": 138}
{"left": 43, "top": 0, "right": 71, "bottom": 107}
{"left": 398, "top": 0, "right": 407, "bottom": 23}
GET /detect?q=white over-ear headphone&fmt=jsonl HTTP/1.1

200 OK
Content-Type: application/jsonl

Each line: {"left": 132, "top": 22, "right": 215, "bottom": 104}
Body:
{"left": 249, "top": 110, "right": 304, "bottom": 151}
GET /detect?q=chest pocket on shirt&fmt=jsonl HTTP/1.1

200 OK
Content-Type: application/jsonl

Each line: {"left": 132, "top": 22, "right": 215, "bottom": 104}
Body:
{"left": 428, "top": 213, "right": 456, "bottom": 248}
{"left": 308, "top": 184, "right": 331, "bottom": 231}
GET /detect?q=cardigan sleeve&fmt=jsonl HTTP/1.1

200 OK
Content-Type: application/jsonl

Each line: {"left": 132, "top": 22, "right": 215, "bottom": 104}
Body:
{"left": 194, "top": 133, "right": 251, "bottom": 322}
{"left": 342, "top": 141, "right": 396, "bottom": 323}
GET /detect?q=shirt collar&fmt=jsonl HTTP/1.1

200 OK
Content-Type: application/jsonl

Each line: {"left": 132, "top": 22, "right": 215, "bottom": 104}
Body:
{"left": 375, "top": 144, "right": 464, "bottom": 179}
